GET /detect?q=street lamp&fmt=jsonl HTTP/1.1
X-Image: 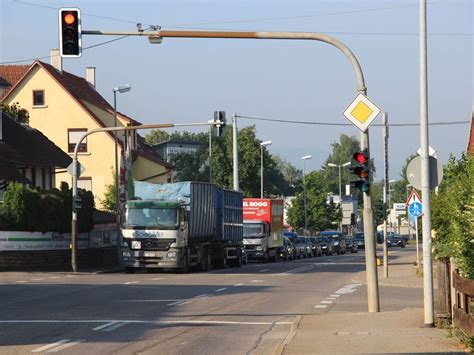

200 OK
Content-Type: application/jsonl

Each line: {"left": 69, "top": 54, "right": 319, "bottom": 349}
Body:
{"left": 302, "top": 155, "right": 312, "bottom": 231}
{"left": 260, "top": 141, "right": 272, "bottom": 198}
{"left": 113, "top": 84, "right": 131, "bottom": 215}
{"left": 328, "top": 161, "right": 350, "bottom": 231}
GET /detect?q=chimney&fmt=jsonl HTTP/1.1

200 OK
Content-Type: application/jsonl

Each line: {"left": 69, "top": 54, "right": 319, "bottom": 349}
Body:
{"left": 50, "top": 49, "right": 62, "bottom": 72}
{"left": 86, "top": 67, "right": 96, "bottom": 89}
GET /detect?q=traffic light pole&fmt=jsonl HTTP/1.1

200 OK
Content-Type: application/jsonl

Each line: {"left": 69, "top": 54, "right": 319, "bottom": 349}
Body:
{"left": 81, "top": 28, "right": 379, "bottom": 312}
{"left": 70, "top": 121, "right": 222, "bottom": 272}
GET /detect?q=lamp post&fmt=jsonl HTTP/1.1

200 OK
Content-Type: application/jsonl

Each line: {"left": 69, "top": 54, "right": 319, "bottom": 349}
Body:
{"left": 302, "top": 155, "right": 312, "bottom": 231}
{"left": 113, "top": 85, "right": 131, "bottom": 266}
{"left": 113, "top": 85, "right": 131, "bottom": 212}
{"left": 260, "top": 141, "right": 272, "bottom": 198}
{"left": 328, "top": 162, "right": 350, "bottom": 231}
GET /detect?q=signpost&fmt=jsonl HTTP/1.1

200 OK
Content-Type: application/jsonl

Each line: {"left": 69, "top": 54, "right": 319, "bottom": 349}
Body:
{"left": 406, "top": 189, "right": 422, "bottom": 267}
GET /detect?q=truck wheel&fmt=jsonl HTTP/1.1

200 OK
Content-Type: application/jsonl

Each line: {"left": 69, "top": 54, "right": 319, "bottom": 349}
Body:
{"left": 199, "top": 249, "right": 210, "bottom": 272}
{"left": 179, "top": 253, "right": 189, "bottom": 273}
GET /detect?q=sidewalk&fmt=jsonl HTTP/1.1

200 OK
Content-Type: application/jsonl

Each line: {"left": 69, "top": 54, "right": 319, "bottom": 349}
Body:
{"left": 280, "top": 246, "right": 466, "bottom": 354}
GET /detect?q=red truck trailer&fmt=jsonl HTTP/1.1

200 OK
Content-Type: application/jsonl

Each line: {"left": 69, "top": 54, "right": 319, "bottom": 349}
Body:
{"left": 243, "top": 198, "right": 284, "bottom": 262}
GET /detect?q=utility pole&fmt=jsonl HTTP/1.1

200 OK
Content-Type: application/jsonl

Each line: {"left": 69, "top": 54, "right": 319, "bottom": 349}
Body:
{"left": 420, "top": 0, "right": 434, "bottom": 327}
{"left": 382, "top": 112, "right": 389, "bottom": 278}
{"left": 208, "top": 124, "right": 212, "bottom": 183}
{"left": 232, "top": 113, "right": 239, "bottom": 191}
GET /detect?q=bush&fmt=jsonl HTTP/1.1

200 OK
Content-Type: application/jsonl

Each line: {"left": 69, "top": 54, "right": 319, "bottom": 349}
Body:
{"left": 0, "top": 182, "right": 95, "bottom": 233}
{"left": 432, "top": 154, "right": 474, "bottom": 279}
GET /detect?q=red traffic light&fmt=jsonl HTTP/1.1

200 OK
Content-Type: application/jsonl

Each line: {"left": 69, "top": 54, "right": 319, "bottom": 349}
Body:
{"left": 64, "top": 13, "right": 76, "bottom": 25}
{"left": 353, "top": 151, "right": 368, "bottom": 164}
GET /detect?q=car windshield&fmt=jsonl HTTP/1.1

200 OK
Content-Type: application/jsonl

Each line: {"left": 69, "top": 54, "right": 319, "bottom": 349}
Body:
{"left": 244, "top": 223, "right": 264, "bottom": 237}
{"left": 124, "top": 207, "right": 178, "bottom": 230}
{"left": 354, "top": 233, "right": 364, "bottom": 240}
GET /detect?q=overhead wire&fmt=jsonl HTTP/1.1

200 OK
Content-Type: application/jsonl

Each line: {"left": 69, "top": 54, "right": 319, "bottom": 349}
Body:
{"left": 236, "top": 114, "right": 471, "bottom": 127}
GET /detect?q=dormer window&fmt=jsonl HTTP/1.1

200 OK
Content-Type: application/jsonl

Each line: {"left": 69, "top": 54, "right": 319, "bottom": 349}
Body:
{"left": 33, "top": 90, "right": 45, "bottom": 106}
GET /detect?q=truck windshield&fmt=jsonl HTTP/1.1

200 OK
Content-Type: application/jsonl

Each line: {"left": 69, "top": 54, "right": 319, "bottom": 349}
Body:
{"left": 124, "top": 207, "right": 178, "bottom": 230}
{"left": 243, "top": 223, "right": 264, "bottom": 237}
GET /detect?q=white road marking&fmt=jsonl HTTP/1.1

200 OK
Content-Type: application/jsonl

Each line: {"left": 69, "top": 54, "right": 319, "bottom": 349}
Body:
{"left": 167, "top": 300, "right": 185, "bottom": 306}
{"left": 193, "top": 294, "right": 209, "bottom": 299}
{"left": 214, "top": 288, "right": 227, "bottom": 292}
{"left": 250, "top": 280, "right": 263, "bottom": 283}
{"left": 48, "top": 276, "right": 60, "bottom": 279}
{"left": 31, "top": 278, "right": 44, "bottom": 281}
{"left": 124, "top": 281, "right": 139, "bottom": 285}
{"left": 66, "top": 275, "right": 75, "bottom": 278}
{"left": 3, "top": 319, "right": 293, "bottom": 326}
{"left": 326, "top": 297, "right": 337, "bottom": 300}
{"left": 175, "top": 300, "right": 193, "bottom": 306}
{"left": 277, "top": 265, "right": 313, "bottom": 276}
{"left": 259, "top": 269, "right": 269, "bottom": 272}
{"left": 117, "top": 299, "right": 186, "bottom": 303}
{"left": 32, "top": 339, "right": 71, "bottom": 352}
{"left": 46, "top": 339, "right": 85, "bottom": 352}
{"left": 93, "top": 321, "right": 120, "bottom": 331}
{"left": 234, "top": 283, "right": 244, "bottom": 286}
{"left": 15, "top": 280, "right": 27, "bottom": 283}
{"left": 152, "top": 277, "right": 165, "bottom": 280}
{"left": 102, "top": 322, "right": 128, "bottom": 332}
{"left": 335, "top": 284, "right": 362, "bottom": 295}
{"left": 314, "top": 305, "right": 328, "bottom": 309}
{"left": 330, "top": 294, "right": 340, "bottom": 297}
{"left": 320, "top": 300, "right": 333, "bottom": 304}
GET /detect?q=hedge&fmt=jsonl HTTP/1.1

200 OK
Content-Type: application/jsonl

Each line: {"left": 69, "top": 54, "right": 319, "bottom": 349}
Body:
{"left": 0, "top": 182, "right": 94, "bottom": 233}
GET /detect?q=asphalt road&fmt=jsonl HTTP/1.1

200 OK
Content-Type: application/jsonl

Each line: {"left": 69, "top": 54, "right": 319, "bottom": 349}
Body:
{"left": 0, "top": 247, "right": 422, "bottom": 354}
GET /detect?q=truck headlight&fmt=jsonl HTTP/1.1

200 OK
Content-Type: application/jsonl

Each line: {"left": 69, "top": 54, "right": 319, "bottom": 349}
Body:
{"left": 122, "top": 251, "right": 131, "bottom": 258}
{"left": 255, "top": 246, "right": 263, "bottom": 251}
{"left": 166, "top": 251, "right": 177, "bottom": 259}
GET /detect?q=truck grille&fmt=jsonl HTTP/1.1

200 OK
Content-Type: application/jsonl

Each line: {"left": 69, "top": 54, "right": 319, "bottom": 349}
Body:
{"left": 245, "top": 245, "right": 256, "bottom": 251}
{"left": 135, "top": 238, "right": 176, "bottom": 251}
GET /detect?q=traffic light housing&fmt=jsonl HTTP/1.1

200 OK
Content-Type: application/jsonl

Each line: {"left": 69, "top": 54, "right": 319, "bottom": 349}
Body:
{"left": 349, "top": 150, "right": 370, "bottom": 193}
{"left": 214, "top": 111, "right": 226, "bottom": 137}
{"left": 59, "top": 8, "right": 82, "bottom": 57}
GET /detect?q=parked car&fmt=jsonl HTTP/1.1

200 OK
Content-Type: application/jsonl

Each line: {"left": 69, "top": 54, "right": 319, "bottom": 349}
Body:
{"left": 353, "top": 232, "right": 365, "bottom": 249}
{"left": 345, "top": 236, "right": 358, "bottom": 253}
{"left": 298, "top": 236, "right": 312, "bottom": 258}
{"left": 387, "top": 234, "right": 406, "bottom": 248}
{"left": 309, "top": 237, "right": 322, "bottom": 256}
{"left": 284, "top": 231, "right": 301, "bottom": 259}
{"left": 321, "top": 231, "right": 346, "bottom": 255}
{"left": 317, "top": 236, "right": 333, "bottom": 256}
{"left": 277, "top": 237, "right": 295, "bottom": 261}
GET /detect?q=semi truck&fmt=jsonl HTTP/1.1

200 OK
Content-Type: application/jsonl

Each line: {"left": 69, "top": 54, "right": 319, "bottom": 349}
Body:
{"left": 243, "top": 198, "right": 284, "bottom": 262}
{"left": 121, "top": 181, "right": 243, "bottom": 272}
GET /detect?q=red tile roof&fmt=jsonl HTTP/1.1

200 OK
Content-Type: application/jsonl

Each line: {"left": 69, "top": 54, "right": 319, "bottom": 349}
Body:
{"left": 1, "top": 61, "right": 171, "bottom": 171}
{"left": 0, "top": 64, "right": 30, "bottom": 100}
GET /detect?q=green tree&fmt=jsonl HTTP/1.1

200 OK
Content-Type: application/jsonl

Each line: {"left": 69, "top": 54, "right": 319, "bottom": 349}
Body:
{"left": 2, "top": 102, "right": 29, "bottom": 124}
{"left": 288, "top": 171, "right": 340, "bottom": 231}
{"left": 322, "top": 134, "right": 360, "bottom": 195}
{"left": 273, "top": 155, "right": 302, "bottom": 194}
{"left": 100, "top": 168, "right": 117, "bottom": 212}
{"left": 144, "top": 129, "right": 169, "bottom": 144}
{"left": 432, "top": 154, "right": 474, "bottom": 279}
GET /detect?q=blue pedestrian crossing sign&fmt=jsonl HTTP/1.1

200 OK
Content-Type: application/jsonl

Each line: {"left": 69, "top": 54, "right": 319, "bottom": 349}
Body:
{"left": 409, "top": 201, "right": 422, "bottom": 217}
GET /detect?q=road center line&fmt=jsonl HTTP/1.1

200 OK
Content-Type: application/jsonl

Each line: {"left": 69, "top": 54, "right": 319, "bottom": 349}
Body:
{"left": 92, "top": 321, "right": 119, "bottom": 331}
{"left": 215, "top": 288, "right": 227, "bottom": 292}
{"left": 234, "top": 283, "right": 244, "bottom": 286}
{"left": 193, "top": 294, "right": 209, "bottom": 299}
{"left": 250, "top": 280, "right": 263, "bottom": 283}
{"left": 124, "top": 281, "right": 139, "bottom": 285}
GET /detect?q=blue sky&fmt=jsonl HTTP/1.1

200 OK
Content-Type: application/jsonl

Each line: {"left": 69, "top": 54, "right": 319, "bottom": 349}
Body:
{"left": 1, "top": 0, "right": 472, "bottom": 180}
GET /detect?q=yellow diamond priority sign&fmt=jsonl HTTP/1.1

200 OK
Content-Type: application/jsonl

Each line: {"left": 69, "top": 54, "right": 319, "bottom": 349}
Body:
{"left": 343, "top": 93, "right": 381, "bottom": 132}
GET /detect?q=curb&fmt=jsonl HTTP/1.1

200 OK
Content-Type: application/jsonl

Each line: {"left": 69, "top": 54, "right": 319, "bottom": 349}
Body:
{"left": 273, "top": 315, "right": 302, "bottom": 355}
